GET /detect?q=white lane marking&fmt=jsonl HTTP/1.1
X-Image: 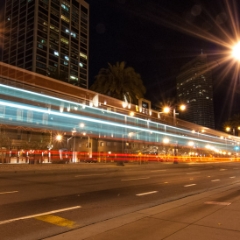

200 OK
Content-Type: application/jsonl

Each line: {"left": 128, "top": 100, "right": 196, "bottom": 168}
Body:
{"left": 230, "top": 176, "right": 236, "bottom": 179}
{"left": 136, "top": 191, "right": 158, "bottom": 196}
{"left": 186, "top": 172, "right": 200, "bottom": 175}
{"left": 0, "top": 206, "right": 81, "bottom": 225}
{"left": 211, "top": 179, "right": 220, "bottom": 182}
{"left": 220, "top": 169, "right": 227, "bottom": 171}
{"left": 151, "top": 170, "right": 166, "bottom": 172}
{"left": 0, "top": 191, "right": 18, "bottom": 195}
{"left": 75, "top": 174, "right": 105, "bottom": 177}
{"left": 207, "top": 176, "right": 211, "bottom": 177}
{"left": 184, "top": 184, "right": 196, "bottom": 187}
{"left": 122, "top": 177, "right": 150, "bottom": 181}
{"left": 205, "top": 201, "right": 231, "bottom": 206}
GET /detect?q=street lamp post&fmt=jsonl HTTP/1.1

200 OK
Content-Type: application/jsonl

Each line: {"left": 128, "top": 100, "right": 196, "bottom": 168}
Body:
{"left": 159, "top": 104, "right": 186, "bottom": 163}
{"left": 225, "top": 126, "right": 240, "bottom": 136}
{"left": 160, "top": 104, "right": 186, "bottom": 125}
{"left": 173, "top": 104, "right": 186, "bottom": 125}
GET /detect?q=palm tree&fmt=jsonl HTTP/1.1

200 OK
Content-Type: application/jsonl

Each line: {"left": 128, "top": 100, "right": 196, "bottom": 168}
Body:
{"left": 90, "top": 62, "right": 146, "bottom": 105}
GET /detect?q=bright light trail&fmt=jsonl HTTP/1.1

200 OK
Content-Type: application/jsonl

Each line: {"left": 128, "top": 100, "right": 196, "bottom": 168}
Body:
{"left": 0, "top": 83, "right": 233, "bottom": 146}
{"left": 0, "top": 99, "right": 230, "bottom": 149}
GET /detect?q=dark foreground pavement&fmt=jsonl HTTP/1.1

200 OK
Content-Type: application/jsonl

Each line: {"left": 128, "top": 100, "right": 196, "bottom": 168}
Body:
{"left": 1, "top": 162, "right": 240, "bottom": 240}
{"left": 44, "top": 181, "right": 240, "bottom": 240}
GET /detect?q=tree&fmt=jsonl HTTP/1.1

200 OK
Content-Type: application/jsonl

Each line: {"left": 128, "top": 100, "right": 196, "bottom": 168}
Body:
{"left": 90, "top": 62, "right": 146, "bottom": 105}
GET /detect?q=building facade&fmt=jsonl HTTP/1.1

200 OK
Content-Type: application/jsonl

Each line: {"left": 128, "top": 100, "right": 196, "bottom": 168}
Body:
{"left": 176, "top": 53, "right": 215, "bottom": 129}
{"left": 2, "top": 0, "right": 89, "bottom": 88}
{"left": 1, "top": 62, "right": 238, "bottom": 164}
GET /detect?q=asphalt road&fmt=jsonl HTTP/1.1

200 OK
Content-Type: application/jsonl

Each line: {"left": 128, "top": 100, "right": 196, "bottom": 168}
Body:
{"left": 0, "top": 162, "right": 240, "bottom": 240}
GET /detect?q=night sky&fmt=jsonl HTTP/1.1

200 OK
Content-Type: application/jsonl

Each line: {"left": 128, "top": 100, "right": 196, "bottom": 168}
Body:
{"left": 86, "top": 0, "right": 240, "bottom": 130}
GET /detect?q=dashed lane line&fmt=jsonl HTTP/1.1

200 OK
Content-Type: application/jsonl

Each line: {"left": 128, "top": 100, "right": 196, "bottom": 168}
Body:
{"left": 0, "top": 206, "right": 81, "bottom": 225}
{"left": 75, "top": 174, "right": 105, "bottom": 177}
{"left": 184, "top": 184, "right": 196, "bottom": 187}
{"left": 136, "top": 191, "right": 158, "bottom": 196}
{"left": 122, "top": 177, "right": 150, "bottom": 181}
{"left": 151, "top": 170, "right": 167, "bottom": 172}
{"left": 0, "top": 191, "right": 18, "bottom": 195}
{"left": 186, "top": 172, "right": 200, "bottom": 175}
{"left": 211, "top": 179, "right": 220, "bottom": 182}
{"left": 205, "top": 201, "right": 231, "bottom": 206}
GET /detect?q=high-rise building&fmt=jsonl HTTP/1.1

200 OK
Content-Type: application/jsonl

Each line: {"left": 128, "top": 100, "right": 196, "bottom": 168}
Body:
{"left": 176, "top": 52, "right": 215, "bottom": 129}
{"left": 2, "top": 0, "right": 89, "bottom": 88}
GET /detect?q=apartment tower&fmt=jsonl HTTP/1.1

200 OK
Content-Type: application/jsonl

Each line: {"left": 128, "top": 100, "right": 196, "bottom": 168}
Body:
{"left": 2, "top": 0, "right": 89, "bottom": 88}
{"left": 176, "top": 52, "right": 215, "bottom": 129}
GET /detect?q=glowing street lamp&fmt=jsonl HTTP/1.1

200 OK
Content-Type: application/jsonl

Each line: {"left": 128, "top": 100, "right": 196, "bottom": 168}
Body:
{"left": 163, "top": 106, "right": 170, "bottom": 114}
{"left": 159, "top": 104, "right": 186, "bottom": 120}
{"left": 173, "top": 104, "right": 186, "bottom": 119}
{"left": 225, "top": 126, "right": 240, "bottom": 136}
{"left": 163, "top": 137, "right": 170, "bottom": 144}
{"left": 232, "top": 41, "right": 240, "bottom": 61}
{"left": 56, "top": 134, "right": 63, "bottom": 142}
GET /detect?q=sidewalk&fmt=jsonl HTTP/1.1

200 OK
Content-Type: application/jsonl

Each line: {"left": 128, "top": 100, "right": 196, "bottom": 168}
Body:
{"left": 45, "top": 182, "right": 240, "bottom": 240}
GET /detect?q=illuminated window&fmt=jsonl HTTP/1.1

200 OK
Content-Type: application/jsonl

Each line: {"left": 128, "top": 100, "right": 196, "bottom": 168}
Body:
{"left": 50, "top": 25, "right": 59, "bottom": 32}
{"left": 79, "top": 62, "right": 83, "bottom": 67}
{"left": 70, "top": 75, "right": 78, "bottom": 81}
{"left": 61, "top": 37, "right": 69, "bottom": 44}
{"left": 54, "top": 51, "right": 59, "bottom": 56}
{"left": 61, "top": 15, "right": 70, "bottom": 23}
{"left": 61, "top": 4, "right": 69, "bottom": 12}
{"left": 38, "top": 43, "right": 43, "bottom": 49}
{"left": 71, "top": 32, "right": 76, "bottom": 38}
{"left": 80, "top": 52, "right": 87, "bottom": 60}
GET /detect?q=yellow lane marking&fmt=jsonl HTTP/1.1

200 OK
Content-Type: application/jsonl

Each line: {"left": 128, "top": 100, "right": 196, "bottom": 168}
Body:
{"left": 35, "top": 215, "right": 77, "bottom": 228}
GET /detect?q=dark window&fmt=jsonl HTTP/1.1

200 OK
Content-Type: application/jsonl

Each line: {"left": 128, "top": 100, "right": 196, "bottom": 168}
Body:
{"left": 37, "top": 30, "right": 47, "bottom": 39}
{"left": 26, "top": 49, "right": 32, "bottom": 56}
{"left": 39, "top": 6, "right": 48, "bottom": 16}
{"left": 26, "top": 55, "right": 32, "bottom": 62}
{"left": 37, "top": 55, "right": 46, "bottom": 63}
{"left": 37, "top": 49, "right": 47, "bottom": 57}
{"left": 18, "top": 52, "right": 24, "bottom": 59}
{"left": 50, "top": 14, "right": 59, "bottom": 22}
{"left": 27, "top": 11, "right": 34, "bottom": 20}
{"left": 39, "top": 12, "right": 48, "bottom": 21}
{"left": 81, "top": 6, "right": 88, "bottom": 14}
{"left": 72, "top": 0, "right": 79, "bottom": 8}
{"left": 17, "top": 58, "right": 24, "bottom": 65}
